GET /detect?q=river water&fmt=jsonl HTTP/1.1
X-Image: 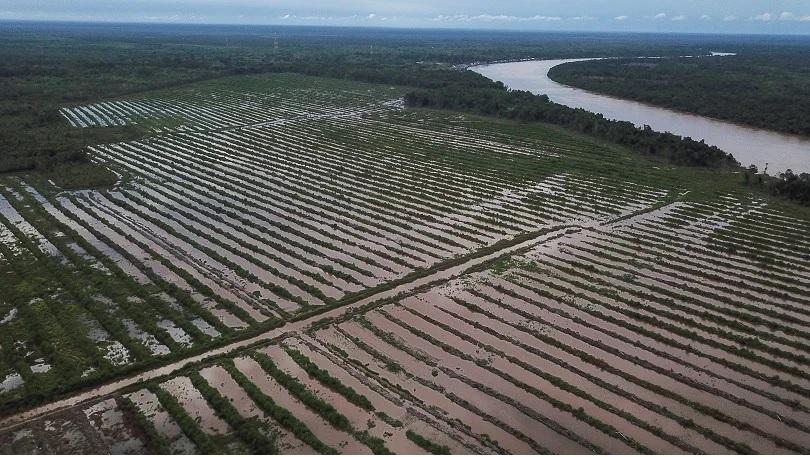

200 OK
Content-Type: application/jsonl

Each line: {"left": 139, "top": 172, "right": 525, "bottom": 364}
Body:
{"left": 472, "top": 59, "right": 810, "bottom": 174}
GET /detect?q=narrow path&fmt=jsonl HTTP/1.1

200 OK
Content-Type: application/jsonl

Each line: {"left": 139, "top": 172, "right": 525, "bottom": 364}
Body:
{"left": 0, "top": 224, "right": 578, "bottom": 432}
{"left": 0, "top": 189, "right": 686, "bottom": 433}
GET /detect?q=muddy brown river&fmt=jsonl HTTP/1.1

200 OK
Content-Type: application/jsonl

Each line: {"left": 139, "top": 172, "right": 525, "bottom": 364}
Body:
{"left": 472, "top": 58, "right": 810, "bottom": 174}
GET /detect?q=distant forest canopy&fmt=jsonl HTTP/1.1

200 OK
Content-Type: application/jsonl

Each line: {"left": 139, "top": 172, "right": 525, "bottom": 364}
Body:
{"left": 1, "top": 21, "right": 809, "bottom": 187}
{"left": 548, "top": 54, "right": 810, "bottom": 137}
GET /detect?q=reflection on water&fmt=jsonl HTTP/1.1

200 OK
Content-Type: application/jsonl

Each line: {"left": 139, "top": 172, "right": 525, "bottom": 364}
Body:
{"left": 472, "top": 59, "right": 810, "bottom": 174}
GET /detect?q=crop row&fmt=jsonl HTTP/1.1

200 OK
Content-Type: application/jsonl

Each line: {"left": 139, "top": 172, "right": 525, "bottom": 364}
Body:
{"left": 60, "top": 75, "right": 400, "bottom": 132}
{"left": 97, "top": 339, "right": 471, "bottom": 454}
{"left": 0, "top": 180, "right": 234, "bottom": 409}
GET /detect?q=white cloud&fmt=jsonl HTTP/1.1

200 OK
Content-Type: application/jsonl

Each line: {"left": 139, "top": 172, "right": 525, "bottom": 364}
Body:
{"left": 778, "top": 11, "right": 810, "bottom": 21}
{"left": 518, "top": 15, "right": 562, "bottom": 22}
{"left": 672, "top": 15, "right": 687, "bottom": 21}
{"left": 10, "top": 0, "right": 810, "bottom": 31}
{"left": 431, "top": 14, "right": 512, "bottom": 22}
{"left": 430, "top": 13, "right": 567, "bottom": 23}
{"left": 471, "top": 14, "right": 515, "bottom": 22}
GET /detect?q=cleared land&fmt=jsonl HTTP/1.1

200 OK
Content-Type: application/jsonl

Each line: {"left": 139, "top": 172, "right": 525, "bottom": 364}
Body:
{"left": 1, "top": 72, "right": 809, "bottom": 454}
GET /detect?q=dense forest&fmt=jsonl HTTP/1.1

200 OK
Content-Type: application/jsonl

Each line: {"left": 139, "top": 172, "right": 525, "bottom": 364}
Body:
{"left": 2, "top": 21, "right": 809, "bottom": 200}
{"left": 548, "top": 54, "right": 810, "bottom": 137}
{"left": 0, "top": 21, "right": 797, "bottom": 186}
{"left": 404, "top": 86, "right": 738, "bottom": 169}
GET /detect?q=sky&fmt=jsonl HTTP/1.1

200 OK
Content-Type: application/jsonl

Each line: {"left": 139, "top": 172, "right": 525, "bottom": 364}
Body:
{"left": 3, "top": 0, "right": 810, "bottom": 34}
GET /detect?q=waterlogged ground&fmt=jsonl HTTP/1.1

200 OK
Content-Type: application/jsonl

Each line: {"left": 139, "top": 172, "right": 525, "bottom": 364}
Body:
{"left": 1, "top": 72, "right": 810, "bottom": 454}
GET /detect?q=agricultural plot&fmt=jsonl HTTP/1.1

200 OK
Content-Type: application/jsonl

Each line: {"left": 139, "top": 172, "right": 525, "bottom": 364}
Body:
{"left": 0, "top": 72, "right": 671, "bottom": 414}
{"left": 5, "top": 192, "right": 809, "bottom": 455}
{"left": 60, "top": 74, "right": 402, "bottom": 132}
{"left": 3, "top": 71, "right": 810, "bottom": 454}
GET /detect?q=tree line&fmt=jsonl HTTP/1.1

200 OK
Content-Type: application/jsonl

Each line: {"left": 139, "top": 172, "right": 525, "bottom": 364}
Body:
{"left": 4, "top": 22, "right": 808, "bottom": 204}
{"left": 745, "top": 167, "right": 810, "bottom": 206}
{"left": 548, "top": 54, "right": 810, "bottom": 137}
{"left": 1, "top": 22, "right": 785, "bottom": 178}
{"left": 404, "top": 84, "right": 738, "bottom": 169}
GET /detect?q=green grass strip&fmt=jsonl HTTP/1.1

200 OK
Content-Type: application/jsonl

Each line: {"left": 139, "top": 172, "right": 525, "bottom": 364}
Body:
{"left": 406, "top": 430, "right": 451, "bottom": 454}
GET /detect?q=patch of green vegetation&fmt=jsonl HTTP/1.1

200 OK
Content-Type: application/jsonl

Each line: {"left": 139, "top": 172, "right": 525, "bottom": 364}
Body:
{"left": 118, "top": 396, "right": 172, "bottom": 454}
{"left": 490, "top": 257, "right": 539, "bottom": 275}
{"left": 188, "top": 372, "right": 278, "bottom": 454}
{"left": 406, "top": 430, "right": 451, "bottom": 454}
{"left": 244, "top": 353, "right": 392, "bottom": 453}
{"left": 152, "top": 385, "right": 222, "bottom": 454}
{"left": 221, "top": 360, "right": 338, "bottom": 454}
{"left": 405, "top": 86, "right": 737, "bottom": 169}
{"left": 251, "top": 351, "right": 352, "bottom": 431}
{"left": 285, "top": 347, "right": 375, "bottom": 411}
{"left": 40, "top": 162, "right": 119, "bottom": 190}
{"left": 374, "top": 411, "right": 403, "bottom": 428}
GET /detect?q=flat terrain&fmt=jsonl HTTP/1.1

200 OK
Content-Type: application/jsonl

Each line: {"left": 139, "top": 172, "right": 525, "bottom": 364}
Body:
{"left": 1, "top": 72, "right": 810, "bottom": 453}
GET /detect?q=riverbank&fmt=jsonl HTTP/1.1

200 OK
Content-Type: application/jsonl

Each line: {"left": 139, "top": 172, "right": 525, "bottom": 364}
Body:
{"left": 471, "top": 58, "right": 810, "bottom": 174}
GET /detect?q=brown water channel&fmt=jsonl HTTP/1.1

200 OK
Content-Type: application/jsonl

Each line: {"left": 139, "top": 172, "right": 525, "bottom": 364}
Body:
{"left": 472, "top": 58, "right": 810, "bottom": 174}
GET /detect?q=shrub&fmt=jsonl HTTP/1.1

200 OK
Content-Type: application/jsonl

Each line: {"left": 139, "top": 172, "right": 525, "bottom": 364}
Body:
{"left": 406, "top": 430, "right": 451, "bottom": 454}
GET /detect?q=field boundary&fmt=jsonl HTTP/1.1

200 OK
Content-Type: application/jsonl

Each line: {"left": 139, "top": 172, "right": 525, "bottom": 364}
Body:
{"left": 0, "top": 223, "right": 581, "bottom": 432}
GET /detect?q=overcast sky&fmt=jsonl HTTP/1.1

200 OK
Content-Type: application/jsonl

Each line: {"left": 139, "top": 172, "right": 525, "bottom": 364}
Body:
{"left": 3, "top": 0, "right": 810, "bottom": 34}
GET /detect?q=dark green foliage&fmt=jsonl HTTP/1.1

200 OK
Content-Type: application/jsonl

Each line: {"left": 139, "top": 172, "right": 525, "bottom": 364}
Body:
{"left": 252, "top": 352, "right": 392, "bottom": 454}
{"left": 45, "top": 162, "right": 119, "bottom": 190}
{"left": 264, "top": 62, "right": 501, "bottom": 90}
{"left": 152, "top": 386, "right": 221, "bottom": 454}
{"left": 406, "top": 430, "right": 451, "bottom": 454}
{"left": 284, "top": 347, "right": 375, "bottom": 411}
{"left": 549, "top": 54, "right": 810, "bottom": 137}
{"left": 374, "top": 411, "right": 404, "bottom": 428}
{"left": 251, "top": 352, "right": 352, "bottom": 431}
{"left": 221, "top": 360, "right": 338, "bottom": 454}
{"left": 2, "top": 22, "right": 797, "bottom": 185}
{"left": 745, "top": 168, "right": 810, "bottom": 206}
{"left": 118, "top": 396, "right": 172, "bottom": 454}
{"left": 187, "top": 371, "right": 278, "bottom": 454}
{"left": 404, "top": 85, "right": 739, "bottom": 169}
{"left": 356, "top": 430, "right": 393, "bottom": 455}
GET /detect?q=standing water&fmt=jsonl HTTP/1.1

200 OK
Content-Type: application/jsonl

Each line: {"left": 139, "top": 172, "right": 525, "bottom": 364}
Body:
{"left": 472, "top": 58, "right": 810, "bottom": 174}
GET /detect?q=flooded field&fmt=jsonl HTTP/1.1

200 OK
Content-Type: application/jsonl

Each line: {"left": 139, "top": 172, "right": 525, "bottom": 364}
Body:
{"left": 1, "top": 72, "right": 810, "bottom": 454}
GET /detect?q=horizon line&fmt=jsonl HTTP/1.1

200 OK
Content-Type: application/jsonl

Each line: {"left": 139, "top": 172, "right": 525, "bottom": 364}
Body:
{"left": 3, "top": 18, "right": 810, "bottom": 38}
